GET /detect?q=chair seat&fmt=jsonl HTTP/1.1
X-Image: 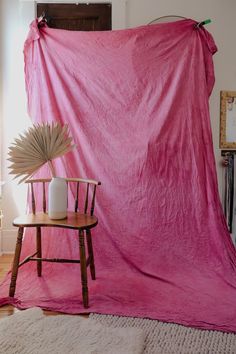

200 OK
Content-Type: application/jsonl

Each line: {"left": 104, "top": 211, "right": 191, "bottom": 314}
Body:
{"left": 13, "top": 211, "right": 98, "bottom": 230}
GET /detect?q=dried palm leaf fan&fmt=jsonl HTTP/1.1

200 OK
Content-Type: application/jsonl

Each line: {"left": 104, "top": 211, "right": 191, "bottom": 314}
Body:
{"left": 8, "top": 123, "right": 75, "bottom": 183}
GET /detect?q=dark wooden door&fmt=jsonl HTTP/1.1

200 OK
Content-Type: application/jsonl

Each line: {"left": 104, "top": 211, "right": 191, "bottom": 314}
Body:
{"left": 37, "top": 3, "right": 112, "bottom": 31}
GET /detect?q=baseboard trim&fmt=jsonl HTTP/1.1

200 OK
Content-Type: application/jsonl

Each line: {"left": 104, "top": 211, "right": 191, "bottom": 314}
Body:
{"left": 0, "top": 229, "right": 17, "bottom": 254}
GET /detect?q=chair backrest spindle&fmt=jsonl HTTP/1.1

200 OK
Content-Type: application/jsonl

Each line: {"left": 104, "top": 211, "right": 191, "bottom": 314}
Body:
{"left": 90, "top": 185, "right": 97, "bottom": 216}
{"left": 84, "top": 183, "right": 89, "bottom": 214}
{"left": 43, "top": 182, "right": 46, "bottom": 213}
{"left": 74, "top": 182, "right": 79, "bottom": 212}
{"left": 31, "top": 183, "right": 36, "bottom": 214}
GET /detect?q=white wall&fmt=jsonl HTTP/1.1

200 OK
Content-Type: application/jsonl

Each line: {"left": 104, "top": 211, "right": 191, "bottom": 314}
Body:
{"left": 0, "top": 0, "right": 236, "bottom": 252}
{"left": 0, "top": 0, "right": 3, "bottom": 251}
{"left": 0, "top": 0, "right": 2, "bottom": 187}
{"left": 0, "top": 0, "right": 31, "bottom": 252}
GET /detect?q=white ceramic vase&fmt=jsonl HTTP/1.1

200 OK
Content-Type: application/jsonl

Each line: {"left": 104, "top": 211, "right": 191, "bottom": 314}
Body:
{"left": 48, "top": 177, "right": 67, "bottom": 220}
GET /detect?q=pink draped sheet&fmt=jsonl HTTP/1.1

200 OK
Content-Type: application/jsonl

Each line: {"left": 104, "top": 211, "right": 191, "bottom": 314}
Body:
{"left": 1, "top": 19, "right": 236, "bottom": 333}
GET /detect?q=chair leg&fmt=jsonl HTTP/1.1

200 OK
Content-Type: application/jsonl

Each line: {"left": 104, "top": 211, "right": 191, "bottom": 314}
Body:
{"left": 9, "top": 227, "right": 24, "bottom": 297}
{"left": 79, "top": 229, "right": 89, "bottom": 308}
{"left": 86, "top": 229, "right": 96, "bottom": 280}
{"left": 36, "top": 226, "right": 42, "bottom": 277}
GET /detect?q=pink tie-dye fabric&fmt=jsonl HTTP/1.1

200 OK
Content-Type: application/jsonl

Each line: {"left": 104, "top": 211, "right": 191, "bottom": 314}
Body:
{"left": 1, "top": 19, "right": 236, "bottom": 333}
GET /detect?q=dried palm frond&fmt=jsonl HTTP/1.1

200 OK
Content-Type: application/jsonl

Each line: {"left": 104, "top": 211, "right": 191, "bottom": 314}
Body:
{"left": 8, "top": 122, "right": 75, "bottom": 183}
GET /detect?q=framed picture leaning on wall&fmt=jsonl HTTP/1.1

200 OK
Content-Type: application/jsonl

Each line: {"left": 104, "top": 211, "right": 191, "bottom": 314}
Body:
{"left": 220, "top": 90, "right": 236, "bottom": 149}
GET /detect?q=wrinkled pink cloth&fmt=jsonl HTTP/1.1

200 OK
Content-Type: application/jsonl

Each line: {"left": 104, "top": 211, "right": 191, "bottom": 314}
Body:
{"left": 1, "top": 19, "right": 236, "bottom": 333}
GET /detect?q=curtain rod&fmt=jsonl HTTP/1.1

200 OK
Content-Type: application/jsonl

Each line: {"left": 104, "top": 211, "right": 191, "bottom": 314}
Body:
{"left": 148, "top": 16, "right": 212, "bottom": 28}
{"left": 38, "top": 11, "right": 212, "bottom": 30}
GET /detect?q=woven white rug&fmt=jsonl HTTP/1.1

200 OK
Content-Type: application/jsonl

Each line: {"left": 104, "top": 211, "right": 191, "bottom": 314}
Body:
{"left": 90, "top": 313, "right": 236, "bottom": 354}
{"left": 0, "top": 308, "right": 145, "bottom": 354}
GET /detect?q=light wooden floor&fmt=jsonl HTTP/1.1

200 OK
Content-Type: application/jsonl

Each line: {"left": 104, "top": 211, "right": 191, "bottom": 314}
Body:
{"left": 0, "top": 254, "right": 88, "bottom": 319}
{"left": 0, "top": 254, "right": 19, "bottom": 319}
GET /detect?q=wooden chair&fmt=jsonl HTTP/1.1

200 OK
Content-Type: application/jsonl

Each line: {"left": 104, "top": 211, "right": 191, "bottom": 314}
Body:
{"left": 9, "top": 177, "right": 101, "bottom": 308}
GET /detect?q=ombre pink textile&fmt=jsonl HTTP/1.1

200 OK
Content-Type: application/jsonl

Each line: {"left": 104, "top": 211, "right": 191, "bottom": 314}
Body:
{"left": 1, "top": 19, "right": 236, "bottom": 332}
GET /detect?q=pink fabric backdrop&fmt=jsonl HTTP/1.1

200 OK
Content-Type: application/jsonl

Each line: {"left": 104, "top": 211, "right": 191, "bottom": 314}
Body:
{"left": 1, "top": 19, "right": 236, "bottom": 332}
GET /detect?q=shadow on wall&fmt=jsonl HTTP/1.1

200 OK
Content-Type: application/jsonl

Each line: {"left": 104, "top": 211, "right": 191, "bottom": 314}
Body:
{"left": 1, "top": 181, "right": 28, "bottom": 230}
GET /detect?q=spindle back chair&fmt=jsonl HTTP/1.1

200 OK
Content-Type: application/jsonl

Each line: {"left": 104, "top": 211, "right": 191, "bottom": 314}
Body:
{"left": 9, "top": 177, "right": 101, "bottom": 308}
